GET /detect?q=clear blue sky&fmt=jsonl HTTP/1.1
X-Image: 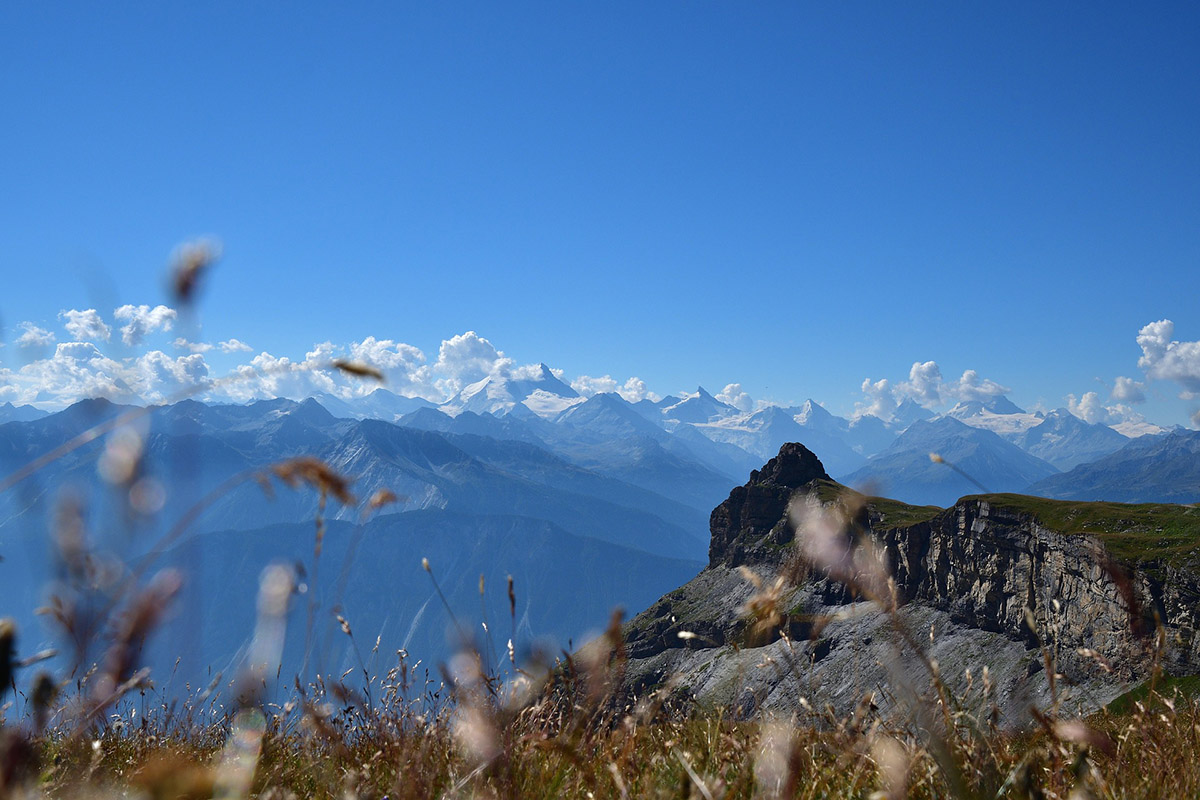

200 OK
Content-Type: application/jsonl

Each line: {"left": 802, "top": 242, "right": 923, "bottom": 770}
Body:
{"left": 2, "top": 2, "right": 1198, "bottom": 425}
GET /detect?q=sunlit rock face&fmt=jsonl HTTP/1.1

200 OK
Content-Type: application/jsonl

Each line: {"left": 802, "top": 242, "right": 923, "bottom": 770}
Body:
{"left": 623, "top": 443, "right": 1200, "bottom": 725}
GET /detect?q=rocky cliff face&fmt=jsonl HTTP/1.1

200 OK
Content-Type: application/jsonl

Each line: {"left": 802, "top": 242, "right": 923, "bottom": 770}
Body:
{"left": 706, "top": 442, "right": 830, "bottom": 567}
{"left": 623, "top": 444, "right": 1200, "bottom": 723}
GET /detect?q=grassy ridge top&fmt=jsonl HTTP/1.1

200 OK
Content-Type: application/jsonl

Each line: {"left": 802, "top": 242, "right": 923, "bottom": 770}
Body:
{"left": 967, "top": 493, "right": 1200, "bottom": 568}
{"left": 810, "top": 481, "right": 1200, "bottom": 569}
{"left": 811, "top": 479, "right": 944, "bottom": 529}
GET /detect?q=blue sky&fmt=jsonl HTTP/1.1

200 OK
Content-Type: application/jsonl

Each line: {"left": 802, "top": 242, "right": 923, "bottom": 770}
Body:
{"left": 2, "top": 2, "right": 1199, "bottom": 426}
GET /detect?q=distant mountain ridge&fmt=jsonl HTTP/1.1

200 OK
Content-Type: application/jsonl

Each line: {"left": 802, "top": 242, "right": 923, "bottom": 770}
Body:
{"left": 1027, "top": 429, "right": 1200, "bottom": 503}
{"left": 839, "top": 416, "right": 1060, "bottom": 506}
{"left": 0, "top": 395, "right": 721, "bottom": 694}
{"left": 1018, "top": 408, "right": 1130, "bottom": 471}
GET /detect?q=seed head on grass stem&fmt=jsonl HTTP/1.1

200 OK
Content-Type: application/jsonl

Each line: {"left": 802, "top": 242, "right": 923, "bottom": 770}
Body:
{"left": 929, "top": 452, "right": 991, "bottom": 494}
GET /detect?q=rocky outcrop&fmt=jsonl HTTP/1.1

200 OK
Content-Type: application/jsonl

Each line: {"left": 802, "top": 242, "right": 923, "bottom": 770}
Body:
{"left": 707, "top": 443, "right": 829, "bottom": 567}
{"left": 623, "top": 444, "right": 1200, "bottom": 723}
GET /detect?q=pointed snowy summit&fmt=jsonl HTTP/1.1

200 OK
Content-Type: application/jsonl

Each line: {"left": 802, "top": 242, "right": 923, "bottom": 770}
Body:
{"left": 441, "top": 363, "right": 582, "bottom": 418}
{"left": 661, "top": 387, "right": 739, "bottom": 424}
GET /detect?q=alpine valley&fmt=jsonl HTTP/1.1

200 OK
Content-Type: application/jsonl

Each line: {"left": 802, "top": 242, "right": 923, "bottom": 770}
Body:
{"left": 1, "top": 369, "right": 1197, "bottom": 703}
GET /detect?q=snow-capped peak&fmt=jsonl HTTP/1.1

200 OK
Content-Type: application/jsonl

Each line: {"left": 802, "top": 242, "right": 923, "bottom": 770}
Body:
{"left": 440, "top": 364, "right": 579, "bottom": 419}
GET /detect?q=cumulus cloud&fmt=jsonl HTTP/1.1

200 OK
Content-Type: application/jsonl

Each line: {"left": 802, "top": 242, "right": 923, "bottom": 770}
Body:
{"left": 853, "top": 377, "right": 898, "bottom": 421}
{"left": 219, "top": 338, "right": 252, "bottom": 353}
{"left": 115, "top": 304, "right": 177, "bottom": 346}
{"left": 212, "top": 336, "right": 439, "bottom": 404}
{"left": 1136, "top": 319, "right": 1200, "bottom": 397}
{"left": 569, "top": 374, "right": 654, "bottom": 403}
{"left": 16, "top": 322, "right": 56, "bottom": 349}
{"left": 716, "top": 383, "right": 754, "bottom": 412}
{"left": 134, "top": 351, "right": 210, "bottom": 402}
{"left": 618, "top": 377, "right": 652, "bottom": 403}
{"left": 1067, "top": 391, "right": 1108, "bottom": 425}
{"left": 951, "top": 369, "right": 1010, "bottom": 401}
{"left": 898, "top": 361, "right": 944, "bottom": 407}
{"left": 218, "top": 350, "right": 328, "bottom": 404}
{"left": 432, "top": 331, "right": 512, "bottom": 395}
{"left": 174, "top": 338, "right": 213, "bottom": 353}
{"left": 1066, "top": 391, "right": 1147, "bottom": 429}
{"left": 60, "top": 309, "right": 112, "bottom": 342}
{"left": 1192, "top": 408, "right": 1200, "bottom": 429}
{"left": 571, "top": 375, "right": 619, "bottom": 397}
{"left": 1111, "top": 376, "right": 1146, "bottom": 404}
{"left": 174, "top": 337, "right": 256, "bottom": 355}
{"left": 855, "top": 360, "right": 1012, "bottom": 420}
{"left": 10, "top": 342, "right": 139, "bottom": 405}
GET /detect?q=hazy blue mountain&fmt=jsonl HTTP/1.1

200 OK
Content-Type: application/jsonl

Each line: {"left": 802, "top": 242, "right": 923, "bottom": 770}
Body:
{"left": 890, "top": 398, "right": 935, "bottom": 429}
{"left": 0, "top": 394, "right": 718, "bottom": 697}
{"left": 660, "top": 388, "right": 739, "bottom": 424}
{"left": 695, "top": 405, "right": 866, "bottom": 477}
{"left": 667, "top": 422, "right": 763, "bottom": 479}
{"left": 310, "top": 388, "right": 435, "bottom": 421}
{"left": 549, "top": 394, "right": 742, "bottom": 511}
{"left": 439, "top": 432, "right": 711, "bottom": 533}
{"left": 845, "top": 413, "right": 897, "bottom": 457}
{"left": 1026, "top": 429, "right": 1200, "bottom": 503}
{"left": 169, "top": 513, "right": 700, "bottom": 693}
{"left": 319, "top": 420, "right": 706, "bottom": 558}
{"left": 554, "top": 392, "right": 667, "bottom": 439}
{"left": 1018, "top": 409, "right": 1130, "bottom": 471}
{"left": 630, "top": 398, "right": 668, "bottom": 421}
{"left": 6, "top": 510, "right": 703, "bottom": 699}
{"left": 397, "top": 406, "right": 548, "bottom": 445}
{"left": 0, "top": 397, "right": 710, "bottom": 558}
{"left": 0, "top": 402, "right": 48, "bottom": 424}
{"left": 840, "top": 417, "right": 1060, "bottom": 506}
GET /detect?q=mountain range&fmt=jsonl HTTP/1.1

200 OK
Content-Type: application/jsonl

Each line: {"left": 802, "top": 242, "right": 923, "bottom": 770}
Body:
{"left": 1027, "top": 428, "right": 1200, "bottom": 504}
{"left": 0, "top": 395, "right": 714, "bottom": 692}
{"left": 2, "top": 370, "right": 1197, "bottom": 697}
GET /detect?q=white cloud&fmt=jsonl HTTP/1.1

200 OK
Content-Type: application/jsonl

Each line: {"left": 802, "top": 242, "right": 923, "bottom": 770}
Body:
{"left": 1067, "top": 391, "right": 1108, "bottom": 425}
{"left": 898, "top": 361, "right": 944, "bottom": 407}
{"left": 1066, "top": 391, "right": 1147, "bottom": 429}
{"left": 571, "top": 375, "right": 619, "bottom": 397}
{"left": 209, "top": 336, "right": 441, "bottom": 404}
{"left": 571, "top": 374, "right": 654, "bottom": 403}
{"left": 853, "top": 377, "right": 898, "bottom": 421}
{"left": 174, "top": 338, "right": 214, "bottom": 353}
{"left": 114, "top": 304, "right": 177, "bottom": 346}
{"left": 174, "top": 337, "right": 255, "bottom": 355}
{"left": 12, "top": 342, "right": 138, "bottom": 405}
{"left": 1111, "top": 376, "right": 1146, "bottom": 404}
{"left": 1136, "top": 319, "right": 1200, "bottom": 397}
{"left": 10, "top": 342, "right": 209, "bottom": 406}
{"left": 618, "top": 377, "right": 651, "bottom": 403}
{"left": 16, "top": 322, "right": 56, "bottom": 349}
{"left": 346, "top": 336, "right": 433, "bottom": 397}
{"left": 134, "top": 351, "right": 210, "bottom": 402}
{"left": 1192, "top": 408, "right": 1200, "bottom": 429}
{"left": 950, "top": 369, "right": 1010, "bottom": 401}
{"left": 716, "top": 383, "right": 754, "bottom": 412}
{"left": 60, "top": 309, "right": 112, "bottom": 342}
{"left": 856, "top": 360, "right": 1010, "bottom": 419}
{"left": 432, "top": 331, "right": 513, "bottom": 396}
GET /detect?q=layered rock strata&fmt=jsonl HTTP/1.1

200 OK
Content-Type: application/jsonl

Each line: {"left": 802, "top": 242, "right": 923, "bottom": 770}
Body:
{"left": 622, "top": 443, "right": 1200, "bottom": 723}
